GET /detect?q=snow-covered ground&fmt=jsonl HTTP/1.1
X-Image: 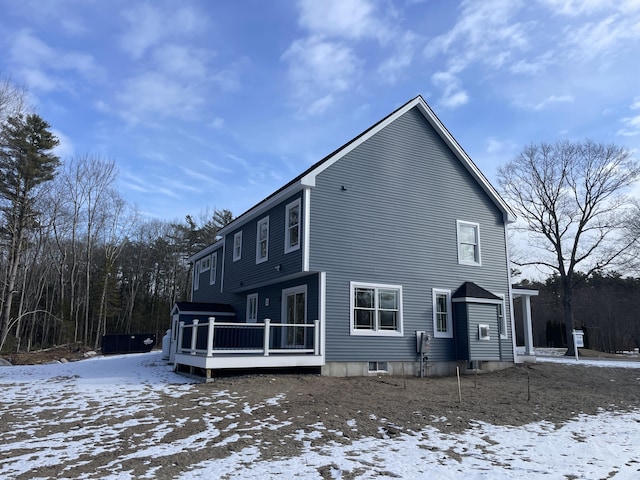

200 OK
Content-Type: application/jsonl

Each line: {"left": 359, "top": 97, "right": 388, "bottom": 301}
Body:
{"left": 1, "top": 352, "right": 639, "bottom": 479}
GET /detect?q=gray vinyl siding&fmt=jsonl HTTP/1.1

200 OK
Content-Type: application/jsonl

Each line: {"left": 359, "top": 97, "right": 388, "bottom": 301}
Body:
{"left": 308, "top": 107, "right": 511, "bottom": 363}
{"left": 466, "top": 304, "right": 500, "bottom": 361}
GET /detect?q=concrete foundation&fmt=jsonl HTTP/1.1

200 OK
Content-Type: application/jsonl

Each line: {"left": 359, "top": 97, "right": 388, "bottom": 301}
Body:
{"left": 321, "top": 360, "right": 515, "bottom": 377}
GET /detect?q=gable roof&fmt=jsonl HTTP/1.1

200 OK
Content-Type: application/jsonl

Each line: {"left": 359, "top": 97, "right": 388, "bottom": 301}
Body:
{"left": 215, "top": 95, "right": 515, "bottom": 239}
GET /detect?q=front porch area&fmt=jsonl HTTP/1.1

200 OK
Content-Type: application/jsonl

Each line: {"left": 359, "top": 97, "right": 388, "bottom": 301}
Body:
{"left": 173, "top": 317, "right": 324, "bottom": 379}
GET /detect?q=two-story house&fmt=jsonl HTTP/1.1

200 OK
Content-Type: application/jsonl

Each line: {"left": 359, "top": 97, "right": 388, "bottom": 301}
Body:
{"left": 168, "top": 95, "right": 527, "bottom": 379}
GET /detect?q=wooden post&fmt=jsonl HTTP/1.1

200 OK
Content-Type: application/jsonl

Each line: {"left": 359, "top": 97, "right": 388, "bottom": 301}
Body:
{"left": 263, "top": 318, "right": 270, "bottom": 356}
{"left": 190, "top": 319, "right": 199, "bottom": 355}
{"left": 207, "top": 316, "right": 215, "bottom": 356}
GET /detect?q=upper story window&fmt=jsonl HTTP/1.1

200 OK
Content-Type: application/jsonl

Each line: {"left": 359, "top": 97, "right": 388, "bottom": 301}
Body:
{"left": 457, "top": 220, "right": 481, "bottom": 266}
{"left": 193, "top": 260, "right": 200, "bottom": 291}
{"left": 246, "top": 293, "right": 258, "bottom": 323}
{"left": 200, "top": 255, "right": 211, "bottom": 272}
{"left": 285, "top": 199, "right": 301, "bottom": 253}
{"left": 433, "top": 288, "right": 452, "bottom": 338}
{"left": 256, "top": 217, "right": 269, "bottom": 263}
{"left": 210, "top": 251, "right": 218, "bottom": 285}
{"left": 350, "top": 282, "right": 403, "bottom": 336}
{"left": 233, "top": 231, "right": 242, "bottom": 262}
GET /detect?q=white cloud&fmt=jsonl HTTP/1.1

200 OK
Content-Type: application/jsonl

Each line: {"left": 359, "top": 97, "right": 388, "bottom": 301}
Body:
{"left": 424, "top": 0, "right": 529, "bottom": 106}
{"left": 617, "top": 116, "right": 640, "bottom": 137}
{"left": 561, "top": 14, "right": 640, "bottom": 63}
{"left": 282, "top": 36, "right": 361, "bottom": 115}
{"left": 9, "top": 29, "right": 101, "bottom": 92}
{"left": 431, "top": 71, "right": 468, "bottom": 109}
{"left": 378, "top": 31, "right": 419, "bottom": 84}
{"left": 297, "top": 0, "right": 390, "bottom": 43}
{"left": 116, "top": 72, "right": 204, "bottom": 124}
{"left": 119, "top": 4, "right": 207, "bottom": 59}
{"left": 538, "top": 0, "right": 639, "bottom": 16}
{"left": 152, "top": 44, "right": 210, "bottom": 79}
{"left": 51, "top": 129, "right": 74, "bottom": 159}
{"left": 533, "top": 94, "right": 574, "bottom": 111}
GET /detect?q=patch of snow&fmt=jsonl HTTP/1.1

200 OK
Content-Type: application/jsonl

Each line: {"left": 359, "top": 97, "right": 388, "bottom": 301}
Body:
{"left": 1, "top": 351, "right": 640, "bottom": 479}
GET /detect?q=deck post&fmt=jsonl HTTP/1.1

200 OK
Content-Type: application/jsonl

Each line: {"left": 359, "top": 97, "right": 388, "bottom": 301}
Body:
{"left": 190, "top": 319, "right": 199, "bottom": 355}
{"left": 207, "top": 317, "right": 215, "bottom": 356}
{"left": 177, "top": 321, "right": 185, "bottom": 354}
{"left": 314, "top": 320, "right": 320, "bottom": 355}
{"left": 263, "top": 318, "right": 270, "bottom": 356}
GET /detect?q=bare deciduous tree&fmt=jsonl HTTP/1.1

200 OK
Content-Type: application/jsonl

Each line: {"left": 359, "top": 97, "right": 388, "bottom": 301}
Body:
{"left": 498, "top": 140, "right": 640, "bottom": 355}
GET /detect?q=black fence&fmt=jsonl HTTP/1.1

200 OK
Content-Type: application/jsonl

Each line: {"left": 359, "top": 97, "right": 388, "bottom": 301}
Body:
{"left": 102, "top": 334, "right": 157, "bottom": 355}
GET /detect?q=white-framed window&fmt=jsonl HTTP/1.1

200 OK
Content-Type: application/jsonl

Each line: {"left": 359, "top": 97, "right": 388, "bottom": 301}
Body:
{"left": 350, "top": 282, "right": 403, "bottom": 336}
{"left": 200, "top": 255, "right": 211, "bottom": 272}
{"left": 433, "top": 288, "right": 452, "bottom": 338}
{"left": 193, "top": 260, "right": 200, "bottom": 291}
{"left": 256, "top": 217, "right": 269, "bottom": 263}
{"left": 457, "top": 220, "right": 481, "bottom": 266}
{"left": 233, "top": 231, "right": 242, "bottom": 261}
{"left": 285, "top": 199, "right": 301, "bottom": 253}
{"left": 246, "top": 293, "right": 258, "bottom": 323}
{"left": 209, "top": 251, "right": 218, "bottom": 285}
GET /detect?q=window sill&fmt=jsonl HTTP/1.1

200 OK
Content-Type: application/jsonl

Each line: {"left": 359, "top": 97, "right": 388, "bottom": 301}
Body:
{"left": 350, "top": 330, "right": 404, "bottom": 337}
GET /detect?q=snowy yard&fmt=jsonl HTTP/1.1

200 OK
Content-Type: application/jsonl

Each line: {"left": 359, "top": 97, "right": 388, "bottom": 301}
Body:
{"left": 1, "top": 352, "right": 639, "bottom": 479}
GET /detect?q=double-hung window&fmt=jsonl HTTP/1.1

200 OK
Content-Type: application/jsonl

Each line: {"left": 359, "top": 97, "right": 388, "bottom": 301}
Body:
{"left": 193, "top": 260, "right": 200, "bottom": 291}
{"left": 209, "top": 252, "right": 218, "bottom": 285}
{"left": 233, "top": 231, "right": 242, "bottom": 261}
{"left": 285, "top": 199, "right": 301, "bottom": 253}
{"left": 457, "top": 220, "right": 481, "bottom": 265}
{"left": 350, "top": 282, "right": 403, "bottom": 336}
{"left": 256, "top": 217, "right": 269, "bottom": 263}
{"left": 433, "top": 288, "right": 452, "bottom": 338}
{"left": 200, "top": 255, "right": 211, "bottom": 272}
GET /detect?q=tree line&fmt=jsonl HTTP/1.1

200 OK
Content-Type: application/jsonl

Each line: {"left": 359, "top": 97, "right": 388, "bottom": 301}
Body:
{"left": 0, "top": 79, "right": 232, "bottom": 353}
{"left": 514, "top": 272, "right": 640, "bottom": 353}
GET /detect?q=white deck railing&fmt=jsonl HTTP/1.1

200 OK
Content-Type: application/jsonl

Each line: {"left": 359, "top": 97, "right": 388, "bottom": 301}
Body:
{"left": 176, "top": 317, "right": 321, "bottom": 357}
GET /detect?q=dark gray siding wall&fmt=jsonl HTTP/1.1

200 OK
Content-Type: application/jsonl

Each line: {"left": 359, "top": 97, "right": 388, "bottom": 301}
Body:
{"left": 453, "top": 303, "right": 470, "bottom": 360}
{"left": 192, "top": 245, "right": 224, "bottom": 302}
{"left": 223, "top": 192, "right": 304, "bottom": 293}
{"left": 233, "top": 274, "right": 319, "bottom": 324}
{"left": 467, "top": 303, "right": 500, "bottom": 361}
{"left": 308, "top": 107, "right": 512, "bottom": 363}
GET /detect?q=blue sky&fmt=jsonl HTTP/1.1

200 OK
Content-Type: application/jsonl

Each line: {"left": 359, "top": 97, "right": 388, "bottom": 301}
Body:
{"left": 1, "top": 0, "right": 639, "bottom": 221}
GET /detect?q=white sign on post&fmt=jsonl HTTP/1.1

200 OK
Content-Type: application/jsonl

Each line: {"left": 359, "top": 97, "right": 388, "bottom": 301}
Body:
{"left": 572, "top": 329, "right": 584, "bottom": 361}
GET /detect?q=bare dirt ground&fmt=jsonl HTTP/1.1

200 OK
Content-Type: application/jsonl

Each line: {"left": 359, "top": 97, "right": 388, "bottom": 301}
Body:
{"left": 2, "top": 348, "right": 640, "bottom": 479}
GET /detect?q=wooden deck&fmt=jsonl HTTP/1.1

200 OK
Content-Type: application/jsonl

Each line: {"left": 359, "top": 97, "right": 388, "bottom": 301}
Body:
{"left": 172, "top": 318, "right": 324, "bottom": 374}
